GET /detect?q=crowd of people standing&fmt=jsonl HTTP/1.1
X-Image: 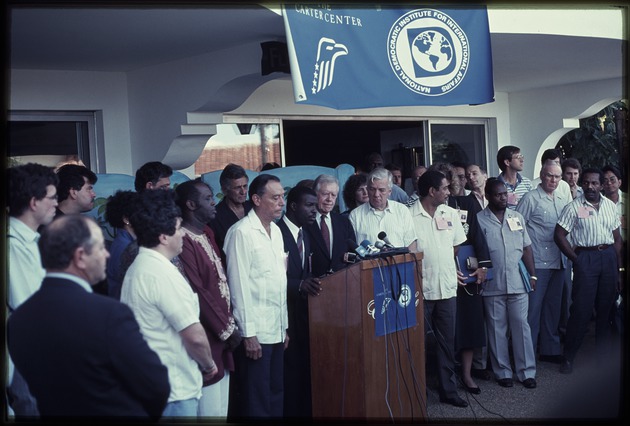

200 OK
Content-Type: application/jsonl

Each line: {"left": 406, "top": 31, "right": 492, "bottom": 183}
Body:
{"left": 5, "top": 146, "right": 625, "bottom": 420}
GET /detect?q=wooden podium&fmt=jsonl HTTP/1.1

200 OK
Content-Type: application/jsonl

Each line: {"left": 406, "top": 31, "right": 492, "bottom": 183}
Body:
{"left": 308, "top": 253, "right": 426, "bottom": 422}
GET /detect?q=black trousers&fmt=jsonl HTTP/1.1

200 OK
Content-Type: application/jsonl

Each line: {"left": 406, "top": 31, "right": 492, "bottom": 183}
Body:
{"left": 231, "top": 341, "right": 284, "bottom": 419}
{"left": 563, "top": 246, "right": 617, "bottom": 362}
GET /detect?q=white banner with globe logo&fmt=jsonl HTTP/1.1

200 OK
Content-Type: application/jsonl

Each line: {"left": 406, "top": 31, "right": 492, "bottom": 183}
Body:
{"left": 283, "top": 5, "right": 494, "bottom": 109}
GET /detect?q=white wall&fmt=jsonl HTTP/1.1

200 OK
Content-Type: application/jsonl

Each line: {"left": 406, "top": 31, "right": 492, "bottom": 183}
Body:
{"left": 125, "top": 41, "right": 263, "bottom": 171}
{"left": 9, "top": 69, "right": 132, "bottom": 174}
{"left": 507, "top": 77, "right": 623, "bottom": 178}
{"left": 9, "top": 42, "right": 266, "bottom": 175}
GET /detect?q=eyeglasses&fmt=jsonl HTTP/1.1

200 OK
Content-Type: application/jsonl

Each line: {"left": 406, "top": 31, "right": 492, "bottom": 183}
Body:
{"left": 512, "top": 154, "right": 524, "bottom": 160}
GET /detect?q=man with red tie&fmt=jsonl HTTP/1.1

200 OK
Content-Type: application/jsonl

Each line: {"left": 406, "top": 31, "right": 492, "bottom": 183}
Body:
{"left": 305, "top": 174, "right": 356, "bottom": 278}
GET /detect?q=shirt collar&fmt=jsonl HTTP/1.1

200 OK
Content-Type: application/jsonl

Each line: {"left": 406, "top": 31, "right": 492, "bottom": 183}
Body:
{"left": 617, "top": 189, "right": 626, "bottom": 205}
{"left": 414, "top": 200, "right": 434, "bottom": 218}
{"left": 472, "top": 191, "right": 487, "bottom": 207}
{"left": 368, "top": 202, "right": 391, "bottom": 213}
{"left": 498, "top": 172, "right": 522, "bottom": 189}
{"left": 282, "top": 215, "right": 301, "bottom": 240}
{"left": 247, "top": 208, "right": 270, "bottom": 235}
{"left": 316, "top": 211, "right": 332, "bottom": 221}
{"left": 535, "top": 184, "right": 552, "bottom": 198}
{"left": 46, "top": 272, "right": 93, "bottom": 293}
{"left": 138, "top": 246, "right": 177, "bottom": 264}
{"left": 9, "top": 216, "right": 40, "bottom": 243}
{"left": 578, "top": 193, "right": 602, "bottom": 208}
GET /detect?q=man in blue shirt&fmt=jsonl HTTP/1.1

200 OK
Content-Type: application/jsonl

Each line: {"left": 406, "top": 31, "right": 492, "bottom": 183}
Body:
{"left": 477, "top": 178, "right": 537, "bottom": 389}
{"left": 517, "top": 163, "right": 570, "bottom": 364}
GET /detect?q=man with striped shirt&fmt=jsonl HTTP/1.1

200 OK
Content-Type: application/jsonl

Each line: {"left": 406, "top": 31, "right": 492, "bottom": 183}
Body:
{"left": 496, "top": 145, "right": 533, "bottom": 210}
{"left": 553, "top": 168, "right": 623, "bottom": 374}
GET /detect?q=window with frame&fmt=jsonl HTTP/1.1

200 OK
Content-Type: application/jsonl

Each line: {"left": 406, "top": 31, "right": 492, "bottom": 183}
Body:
{"left": 428, "top": 121, "right": 489, "bottom": 171}
{"left": 7, "top": 111, "right": 103, "bottom": 171}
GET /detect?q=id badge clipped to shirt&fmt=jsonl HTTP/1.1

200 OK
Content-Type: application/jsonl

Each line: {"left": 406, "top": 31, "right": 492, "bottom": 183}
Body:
{"left": 436, "top": 216, "right": 453, "bottom": 230}
{"left": 459, "top": 209, "right": 468, "bottom": 223}
{"left": 507, "top": 216, "right": 524, "bottom": 231}
{"left": 578, "top": 206, "right": 595, "bottom": 219}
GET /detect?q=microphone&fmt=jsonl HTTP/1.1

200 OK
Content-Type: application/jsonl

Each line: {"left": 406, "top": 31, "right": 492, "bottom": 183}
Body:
{"left": 360, "top": 240, "right": 380, "bottom": 256}
{"left": 376, "top": 231, "right": 410, "bottom": 256}
{"left": 377, "top": 231, "right": 395, "bottom": 249}
{"left": 374, "top": 241, "right": 385, "bottom": 250}
{"left": 347, "top": 239, "right": 367, "bottom": 258}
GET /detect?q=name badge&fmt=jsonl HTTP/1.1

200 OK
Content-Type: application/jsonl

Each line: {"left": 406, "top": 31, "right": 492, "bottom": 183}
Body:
{"left": 459, "top": 209, "right": 468, "bottom": 223}
{"left": 507, "top": 216, "right": 523, "bottom": 231}
{"left": 507, "top": 192, "right": 519, "bottom": 205}
{"left": 436, "top": 217, "right": 453, "bottom": 230}
{"left": 578, "top": 206, "right": 595, "bottom": 219}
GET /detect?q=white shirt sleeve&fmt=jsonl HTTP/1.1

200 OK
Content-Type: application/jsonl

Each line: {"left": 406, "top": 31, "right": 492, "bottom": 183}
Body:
{"left": 224, "top": 224, "right": 257, "bottom": 338}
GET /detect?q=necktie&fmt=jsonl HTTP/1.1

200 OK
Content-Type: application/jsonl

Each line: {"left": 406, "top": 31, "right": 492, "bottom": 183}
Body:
{"left": 297, "top": 228, "right": 304, "bottom": 265}
{"left": 321, "top": 215, "right": 331, "bottom": 258}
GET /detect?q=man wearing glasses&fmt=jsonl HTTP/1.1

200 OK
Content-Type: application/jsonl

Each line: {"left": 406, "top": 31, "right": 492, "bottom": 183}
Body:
{"left": 496, "top": 146, "right": 532, "bottom": 210}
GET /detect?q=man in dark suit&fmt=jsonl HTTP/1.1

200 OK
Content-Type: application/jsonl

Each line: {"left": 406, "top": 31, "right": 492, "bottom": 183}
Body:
{"left": 277, "top": 186, "right": 321, "bottom": 419}
{"left": 305, "top": 174, "right": 356, "bottom": 277}
{"left": 209, "top": 163, "right": 252, "bottom": 262}
{"left": 7, "top": 214, "right": 170, "bottom": 420}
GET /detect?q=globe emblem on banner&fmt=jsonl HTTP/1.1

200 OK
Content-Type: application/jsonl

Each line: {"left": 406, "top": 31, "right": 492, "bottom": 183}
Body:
{"left": 398, "top": 284, "right": 412, "bottom": 308}
{"left": 411, "top": 30, "right": 453, "bottom": 73}
{"left": 388, "top": 9, "right": 469, "bottom": 96}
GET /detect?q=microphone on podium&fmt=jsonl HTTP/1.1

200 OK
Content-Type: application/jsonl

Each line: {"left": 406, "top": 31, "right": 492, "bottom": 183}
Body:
{"left": 360, "top": 240, "right": 380, "bottom": 256}
{"left": 347, "top": 239, "right": 367, "bottom": 259}
{"left": 375, "top": 232, "right": 410, "bottom": 256}
{"left": 377, "top": 231, "right": 395, "bottom": 249}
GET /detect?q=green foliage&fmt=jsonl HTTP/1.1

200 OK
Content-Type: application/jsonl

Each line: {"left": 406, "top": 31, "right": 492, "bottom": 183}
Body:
{"left": 557, "top": 100, "right": 626, "bottom": 170}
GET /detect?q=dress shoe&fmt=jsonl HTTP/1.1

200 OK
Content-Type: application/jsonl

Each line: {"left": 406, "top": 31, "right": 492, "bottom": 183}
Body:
{"left": 539, "top": 354, "right": 563, "bottom": 364}
{"left": 559, "top": 359, "right": 573, "bottom": 374}
{"left": 471, "top": 368, "right": 492, "bottom": 381}
{"left": 497, "top": 378, "right": 513, "bottom": 387}
{"left": 440, "top": 395, "right": 469, "bottom": 408}
{"left": 522, "top": 378, "right": 537, "bottom": 389}
{"left": 464, "top": 384, "right": 481, "bottom": 395}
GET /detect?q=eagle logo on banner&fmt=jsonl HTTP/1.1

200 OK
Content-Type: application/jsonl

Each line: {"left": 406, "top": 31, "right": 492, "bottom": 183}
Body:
{"left": 312, "top": 37, "right": 348, "bottom": 94}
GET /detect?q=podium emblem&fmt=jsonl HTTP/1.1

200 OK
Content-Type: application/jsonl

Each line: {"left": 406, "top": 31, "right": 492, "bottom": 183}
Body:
{"left": 398, "top": 284, "right": 412, "bottom": 308}
{"left": 372, "top": 262, "right": 417, "bottom": 336}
